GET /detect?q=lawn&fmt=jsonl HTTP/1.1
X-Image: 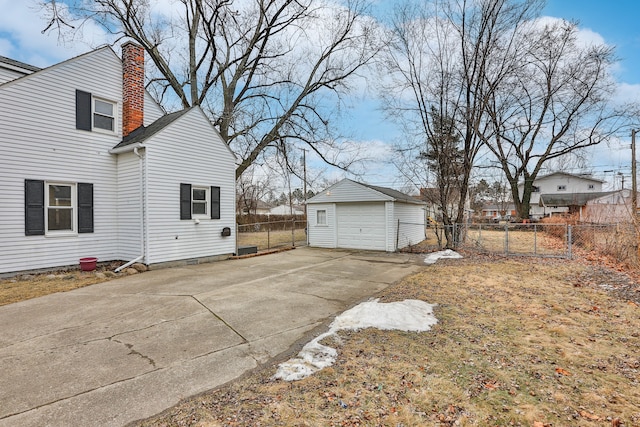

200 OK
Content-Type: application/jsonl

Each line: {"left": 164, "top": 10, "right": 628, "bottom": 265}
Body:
{"left": 135, "top": 251, "right": 640, "bottom": 426}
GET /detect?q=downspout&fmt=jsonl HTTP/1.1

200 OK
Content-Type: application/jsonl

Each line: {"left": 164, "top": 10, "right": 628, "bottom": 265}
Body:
{"left": 115, "top": 147, "right": 145, "bottom": 272}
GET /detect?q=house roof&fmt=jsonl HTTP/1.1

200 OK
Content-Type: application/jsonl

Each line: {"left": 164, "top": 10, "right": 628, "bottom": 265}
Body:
{"left": 519, "top": 171, "right": 605, "bottom": 186}
{"left": 112, "top": 108, "right": 192, "bottom": 149}
{"left": 0, "top": 55, "right": 42, "bottom": 73}
{"left": 360, "top": 182, "right": 424, "bottom": 204}
{"left": 539, "top": 191, "right": 613, "bottom": 207}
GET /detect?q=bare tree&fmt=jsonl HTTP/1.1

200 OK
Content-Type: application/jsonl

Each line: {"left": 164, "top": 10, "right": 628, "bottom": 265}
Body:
{"left": 41, "top": 0, "right": 382, "bottom": 179}
{"left": 382, "top": 0, "right": 541, "bottom": 244}
{"left": 482, "top": 18, "right": 627, "bottom": 219}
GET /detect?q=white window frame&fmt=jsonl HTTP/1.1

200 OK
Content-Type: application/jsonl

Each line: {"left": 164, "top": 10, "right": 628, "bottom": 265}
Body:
{"left": 316, "top": 209, "right": 327, "bottom": 226}
{"left": 93, "top": 97, "right": 116, "bottom": 132}
{"left": 588, "top": 184, "right": 595, "bottom": 190}
{"left": 45, "top": 182, "right": 77, "bottom": 236}
{"left": 557, "top": 185, "right": 566, "bottom": 191}
{"left": 192, "top": 186, "right": 210, "bottom": 218}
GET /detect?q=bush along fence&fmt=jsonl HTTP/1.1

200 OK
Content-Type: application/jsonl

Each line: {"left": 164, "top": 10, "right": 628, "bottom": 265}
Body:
{"left": 237, "top": 219, "right": 307, "bottom": 252}
{"left": 401, "top": 221, "right": 639, "bottom": 266}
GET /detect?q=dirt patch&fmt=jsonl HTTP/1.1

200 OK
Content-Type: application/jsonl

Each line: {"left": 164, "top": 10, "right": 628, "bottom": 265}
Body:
{"left": 0, "top": 262, "right": 143, "bottom": 306}
{"left": 133, "top": 251, "right": 640, "bottom": 426}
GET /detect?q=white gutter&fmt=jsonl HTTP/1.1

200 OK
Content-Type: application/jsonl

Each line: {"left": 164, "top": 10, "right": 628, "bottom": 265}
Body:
{"left": 114, "top": 146, "right": 146, "bottom": 272}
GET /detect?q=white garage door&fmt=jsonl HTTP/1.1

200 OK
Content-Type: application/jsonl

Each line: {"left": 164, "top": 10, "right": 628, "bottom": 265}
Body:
{"left": 337, "top": 203, "right": 387, "bottom": 250}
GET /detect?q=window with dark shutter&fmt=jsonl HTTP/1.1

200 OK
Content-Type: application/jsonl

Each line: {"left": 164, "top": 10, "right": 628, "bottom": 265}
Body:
{"left": 77, "top": 183, "right": 94, "bottom": 233}
{"left": 25, "top": 179, "right": 45, "bottom": 235}
{"left": 180, "top": 183, "right": 192, "bottom": 220}
{"left": 211, "top": 186, "right": 220, "bottom": 219}
{"left": 76, "top": 90, "right": 92, "bottom": 131}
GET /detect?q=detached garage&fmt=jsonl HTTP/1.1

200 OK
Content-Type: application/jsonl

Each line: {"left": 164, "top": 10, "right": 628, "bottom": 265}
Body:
{"left": 307, "top": 179, "right": 426, "bottom": 251}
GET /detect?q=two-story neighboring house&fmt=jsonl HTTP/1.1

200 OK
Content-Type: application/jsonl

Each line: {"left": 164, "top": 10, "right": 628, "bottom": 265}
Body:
{"left": 518, "top": 172, "right": 605, "bottom": 219}
{"left": 0, "top": 43, "right": 237, "bottom": 275}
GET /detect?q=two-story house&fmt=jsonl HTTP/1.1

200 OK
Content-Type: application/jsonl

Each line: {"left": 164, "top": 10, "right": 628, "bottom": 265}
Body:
{"left": 0, "top": 43, "right": 237, "bottom": 275}
{"left": 518, "top": 172, "right": 605, "bottom": 219}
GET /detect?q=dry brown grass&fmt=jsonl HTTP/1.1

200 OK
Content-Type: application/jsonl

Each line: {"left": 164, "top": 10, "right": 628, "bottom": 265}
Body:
{"left": 135, "top": 254, "right": 640, "bottom": 427}
{"left": 0, "top": 270, "right": 110, "bottom": 306}
{"left": 237, "top": 229, "right": 307, "bottom": 250}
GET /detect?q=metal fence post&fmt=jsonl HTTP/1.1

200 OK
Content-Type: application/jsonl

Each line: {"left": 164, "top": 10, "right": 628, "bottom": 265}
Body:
{"left": 504, "top": 224, "right": 509, "bottom": 255}
{"left": 567, "top": 225, "right": 572, "bottom": 259}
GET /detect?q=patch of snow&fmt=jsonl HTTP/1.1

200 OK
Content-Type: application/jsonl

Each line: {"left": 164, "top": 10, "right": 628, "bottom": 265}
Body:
{"left": 273, "top": 299, "right": 437, "bottom": 381}
{"left": 424, "top": 249, "right": 463, "bottom": 265}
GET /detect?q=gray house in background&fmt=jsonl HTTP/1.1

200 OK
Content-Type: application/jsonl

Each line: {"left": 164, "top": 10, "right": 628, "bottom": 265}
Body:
{"left": 306, "top": 179, "right": 426, "bottom": 251}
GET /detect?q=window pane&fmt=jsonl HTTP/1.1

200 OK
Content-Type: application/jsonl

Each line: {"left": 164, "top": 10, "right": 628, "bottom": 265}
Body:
{"left": 193, "top": 188, "right": 206, "bottom": 201}
{"left": 317, "top": 210, "right": 326, "bottom": 225}
{"left": 94, "top": 99, "right": 113, "bottom": 116}
{"left": 193, "top": 201, "right": 207, "bottom": 215}
{"left": 48, "top": 208, "right": 73, "bottom": 231}
{"left": 94, "top": 114, "right": 114, "bottom": 131}
{"left": 49, "top": 185, "right": 72, "bottom": 207}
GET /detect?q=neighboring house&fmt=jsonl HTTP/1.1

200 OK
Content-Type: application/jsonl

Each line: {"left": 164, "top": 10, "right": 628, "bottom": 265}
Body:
{"left": 306, "top": 179, "right": 426, "bottom": 251}
{"left": 237, "top": 199, "right": 272, "bottom": 215}
{"left": 269, "top": 204, "right": 305, "bottom": 216}
{"left": 419, "top": 187, "right": 472, "bottom": 223}
{"left": 582, "top": 189, "right": 640, "bottom": 223}
{"left": 518, "top": 172, "right": 604, "bottom": 219}
{"left": 481, "top": 204, "right": 516, "bottom": 218}
{"left": 0, "top": 43, "right": 237, "bottom": 275}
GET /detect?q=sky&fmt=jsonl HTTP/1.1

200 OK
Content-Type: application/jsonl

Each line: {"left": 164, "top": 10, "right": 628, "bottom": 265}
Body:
{"left": 1, "top": 0, "right": 639, "bottom": 192}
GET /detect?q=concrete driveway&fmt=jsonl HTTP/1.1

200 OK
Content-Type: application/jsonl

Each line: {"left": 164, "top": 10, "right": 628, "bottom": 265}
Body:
{"left": 0, "top": 247, "right": 424, "bottom": 427}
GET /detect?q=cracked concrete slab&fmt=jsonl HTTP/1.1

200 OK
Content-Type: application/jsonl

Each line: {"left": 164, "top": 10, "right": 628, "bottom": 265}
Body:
{"left": 0, "top": 247, "right": 424, "bottom": 427}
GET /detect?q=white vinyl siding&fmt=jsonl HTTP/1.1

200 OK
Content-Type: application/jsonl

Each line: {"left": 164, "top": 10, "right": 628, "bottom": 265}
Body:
{"left": 116, "top": 151, "right": 143, "bottom": 261}
{"left": 307, "top": 204, "right": 336, "bottom": 248}
{"left": 0, "top": 67, "right": 26, "bottom": 84}
{"left": 0, "top": 48, "right": 123, "bottom": 274}
{"left": 143, "top": 108, "right": 236, "bottom": 264}
{"left": 393, "top": 202, "right": 426, "bottom": 249}
{"left": 143, "top": 91, "right": 165, "bottom": 126}
{"left": 307, "top": 179, "right": 426, "bottom": 252}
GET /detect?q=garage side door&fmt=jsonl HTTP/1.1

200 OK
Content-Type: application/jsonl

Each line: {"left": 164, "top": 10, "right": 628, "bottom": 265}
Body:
{"left": 337, "top": 203, "right": 386, "bottom": 250}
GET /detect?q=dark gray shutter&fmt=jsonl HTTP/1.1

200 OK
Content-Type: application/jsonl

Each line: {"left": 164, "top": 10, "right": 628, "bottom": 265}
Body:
{"left": 25, "top": 179, "right": 45, "bottom": 236}
{"left": 76, "top": 90, "right": 92, "bottom": 131}
{"left": 77, "top": 183, "right": 94, "bottom": 233}
{"left": 180, "top": 183, "right": 192, "bottom": 220}
{"left": 211, "top": 186, "right": 220, "bottom": 219}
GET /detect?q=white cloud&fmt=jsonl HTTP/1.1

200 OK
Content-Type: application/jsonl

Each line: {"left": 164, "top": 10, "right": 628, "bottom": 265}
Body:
{"left": 0, "top": 0, "right": 113, "bottom": 67}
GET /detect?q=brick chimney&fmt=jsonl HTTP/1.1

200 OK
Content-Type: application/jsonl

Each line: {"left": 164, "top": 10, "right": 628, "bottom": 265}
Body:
{"left": 122, "top": 42, "right": 144, "bottom": 137}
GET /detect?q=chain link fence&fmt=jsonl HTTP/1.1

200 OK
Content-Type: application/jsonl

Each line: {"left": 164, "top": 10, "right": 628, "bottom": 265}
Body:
{"left": 237, "top": 219, "right": 307, "bottom": 252}
{"left": 401, "top": 221, "right": 639, "bottom": 265}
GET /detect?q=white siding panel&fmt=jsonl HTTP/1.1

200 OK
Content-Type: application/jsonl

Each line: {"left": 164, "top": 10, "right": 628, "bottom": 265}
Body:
{"left": 393, "top": 202, "right": 426, "bottom": 249}
{"left": 336, "top": 203, "right": 387, "bottom": 250}
{"left": 307, "top": 204, "right": 336, "bottom": 248}
{"left": 0, "top": 68, "right": 24, "bottom": 84}
{"left": 143, "top": 92, "right": 165, "bottom": 126}
{"left": 308, "top": 179, "right": 392, "bottom": 204}
{"left": 143, "top": 108, "right": 236, "bottom": 264}
{"left": 0, "top": 48, "right": 124, "bottom": 274}
{"left": 116, "top": 152, "right": 143, "bottom": 260}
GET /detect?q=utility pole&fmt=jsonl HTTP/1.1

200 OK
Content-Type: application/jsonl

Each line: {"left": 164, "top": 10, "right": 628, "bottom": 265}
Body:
{"left": 632, "top": 129, "right": 637, "bottom": 220}
{"left": 302, "top": 148, "right": 307, "bottom": 216}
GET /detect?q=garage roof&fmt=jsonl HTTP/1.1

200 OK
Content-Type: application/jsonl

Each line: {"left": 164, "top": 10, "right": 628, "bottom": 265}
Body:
{"left": 307, "top": 179, "right": 425, "bottom": 205}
